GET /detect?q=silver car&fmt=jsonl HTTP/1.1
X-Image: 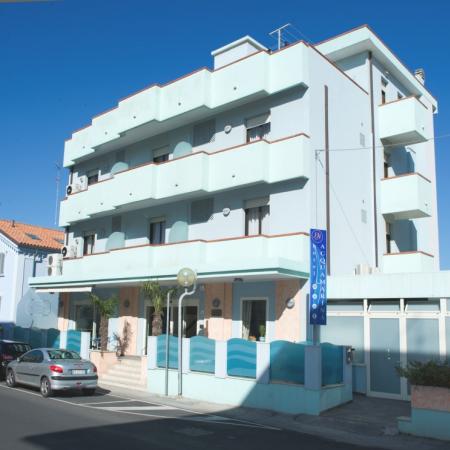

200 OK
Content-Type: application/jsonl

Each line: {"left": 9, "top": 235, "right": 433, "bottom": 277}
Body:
{"left": 5, "top": 348, "right": 98, "bottom": 397}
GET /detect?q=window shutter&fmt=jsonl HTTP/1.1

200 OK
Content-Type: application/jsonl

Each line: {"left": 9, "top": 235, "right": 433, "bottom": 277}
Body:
{"left": 245, "top": 112, "right": 270, "bottom": 129}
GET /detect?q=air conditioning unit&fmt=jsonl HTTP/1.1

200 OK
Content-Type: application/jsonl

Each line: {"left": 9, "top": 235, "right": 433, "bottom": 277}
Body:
{"left": 354, "top": 263, "right": 373, "bottom": 276}
{"left": 47, "top": 253, "right": 63, "bottom": 276}
{"left": 66, "top": 176, "right": 88, "bottom": 196}
{"left": 61, "top": 241, "right": 78, "bottom": 258}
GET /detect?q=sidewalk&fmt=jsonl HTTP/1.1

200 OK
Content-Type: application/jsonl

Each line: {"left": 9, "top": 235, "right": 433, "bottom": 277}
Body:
{"left": 99, "top": 383, "right": 449, "bottom": 450}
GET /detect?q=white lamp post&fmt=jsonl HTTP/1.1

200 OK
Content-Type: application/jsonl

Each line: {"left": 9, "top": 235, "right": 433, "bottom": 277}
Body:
{"left": 176, "top": 267, "right": 197, "bottom": 396}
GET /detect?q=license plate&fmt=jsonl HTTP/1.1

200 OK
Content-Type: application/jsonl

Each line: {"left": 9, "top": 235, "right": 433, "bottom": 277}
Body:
{"left": 71, "top": 369, "right": 86, "bottom": 375}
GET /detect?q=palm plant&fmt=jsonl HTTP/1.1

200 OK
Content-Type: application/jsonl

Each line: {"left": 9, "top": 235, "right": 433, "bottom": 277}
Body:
{"left": 90, "top": 293, "right": 118, "bottom": 352}
{"left": 141, "top": 281, "right": 177, "bottom": 336}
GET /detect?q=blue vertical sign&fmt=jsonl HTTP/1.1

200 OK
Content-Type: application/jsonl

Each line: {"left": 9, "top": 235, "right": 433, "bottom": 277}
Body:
{"left": 309, "top": 229, "right": 327, "bottom": 325}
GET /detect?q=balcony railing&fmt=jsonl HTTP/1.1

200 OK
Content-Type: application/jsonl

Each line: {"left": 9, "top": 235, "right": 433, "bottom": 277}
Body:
{"left": 29, "top": 232, "right": 310, "bottom": 289}
{"left": 382, "top": 251, "right": 435, "bottom": 274}
{"left": 378, "top": 96, "right": 431, "bottom": 145}
{"left": 380, "top": 172, "right": 432, "bottom": 221}
{"left": 59, "top": 133, "right": 310, "bottom": 226}
{"left": 64, "top": 42, "right": 309, "bottom": 166}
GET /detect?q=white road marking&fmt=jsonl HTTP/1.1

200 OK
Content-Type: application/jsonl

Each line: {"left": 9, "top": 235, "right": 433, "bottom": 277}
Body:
{"left": 83, "top": 399, "right": 136, "bottom": 405}
{"left": 97, "top": 406, "right": 175, "bottom": 411}
{"left": 0, "top": 383, "right": 279, "bottom": 430}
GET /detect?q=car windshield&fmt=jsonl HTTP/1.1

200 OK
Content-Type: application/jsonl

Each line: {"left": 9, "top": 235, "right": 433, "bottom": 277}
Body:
{"left": 3, "top": 343, "right": 31, "bottom": 356}
{"left": 47, "top": 350, "right": 81, "bottom": 360}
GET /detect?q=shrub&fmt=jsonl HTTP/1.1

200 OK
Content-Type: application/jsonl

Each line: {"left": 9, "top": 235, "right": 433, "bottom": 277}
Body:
{"left": 397, "top": 360, "right": 450, "bottom": 389}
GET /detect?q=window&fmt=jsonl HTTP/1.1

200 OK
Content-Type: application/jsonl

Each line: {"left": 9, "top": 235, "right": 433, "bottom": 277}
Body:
{"left": 397, "top": 92, "right": 403, "bottom": 100}
{"left": 383, "top": 152, "right": 390, "bottom": 178}
{"left": 381, "top": 90, "right": 386, "bottom": 104}
{"left": 385, "top": 221, "right": 392, "bottom": 254}
{"left": 246, "top": 112, "right": 270, "bottom": 143}
{"left": 152, "top": 146, "right": 170, "bottom": 163}
{"left": 87, "top": 170, "right": 99, "bottom": 186}
{"left": 83, "top": 233, "right": 95, "bottom": 255}
{"left": 244, "top": 198, "right": 270, "bottom": 236}
{"left": 112, "top": 215, "right": 122, "bottom": 233}
{"left": 242, "top": 299, "right": 267, "bottom": 340}
{"left": 149, "top": 219, "right": 166, "bottom": 245}
{"left": 0, "top": 253, "right": 4, "bottom": 276}
{"left": 22, "top": 350, "right": 43, "bottom": 363}
{"left": 190, "top": 198, "right": 213, "bottom": 224}
{"left": 193, "top": 120, "right": 215, "bottom": 147}
{"left": 25, "top": 233, "right": 41, "bottom": 241}
{"left": 381, "top": 77, "right": 388, "bottom": 87}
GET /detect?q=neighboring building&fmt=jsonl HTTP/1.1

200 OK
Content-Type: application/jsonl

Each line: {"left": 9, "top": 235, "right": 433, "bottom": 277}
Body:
{"left": 0, "top": 220, "right": 64, "bottom": 330}
{"left": 29, "top": 25, "right": 449, "bottom": 399}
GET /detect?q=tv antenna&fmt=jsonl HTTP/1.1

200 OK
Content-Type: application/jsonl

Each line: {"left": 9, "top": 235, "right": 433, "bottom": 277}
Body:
{"left": 54, "top": 162, "right": 61, "bottom": 227}
{"left": 269, "top": 23, "right": 292, "bottom": 50}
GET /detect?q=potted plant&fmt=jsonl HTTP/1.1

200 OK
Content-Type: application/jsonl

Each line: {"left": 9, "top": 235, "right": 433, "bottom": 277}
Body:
{"left": 141, "top": 281, "right": 176, "bottom": 336}
{"left": 397, "top": 361, "right": 450, "bottom": 441}
{"left": 259, "top": 324, "right": 266, "bottom": 342}
{"left": 90, "top": 293, "right": 118, "bottom": 353}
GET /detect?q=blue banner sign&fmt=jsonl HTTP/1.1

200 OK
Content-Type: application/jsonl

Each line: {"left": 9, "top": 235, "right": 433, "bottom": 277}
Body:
{"left": 309, "top": 229, "right": 327, "bottom": 325}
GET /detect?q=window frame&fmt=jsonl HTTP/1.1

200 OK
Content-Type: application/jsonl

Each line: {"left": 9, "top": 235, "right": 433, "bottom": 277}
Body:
{"left": 240, "top": 297, "right": 268, "bottom": 341}
{"left": 149, "top": 218, "right": 166, "bottom": 245}
{"left": 83, "top": 233, "right": 96, "bottom": 256}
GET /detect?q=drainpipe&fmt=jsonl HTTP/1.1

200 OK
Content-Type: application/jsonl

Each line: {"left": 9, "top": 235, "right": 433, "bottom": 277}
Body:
{"left": 368, "top": 51, "right": 379, "bottom": 268}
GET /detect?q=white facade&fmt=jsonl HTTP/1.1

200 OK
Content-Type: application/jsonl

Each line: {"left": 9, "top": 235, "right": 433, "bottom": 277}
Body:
{"left": 0, "top": 232, "right": 59, "bottom": 329}
{"left": 29, "top": 25, "right": 449, "bottom": 399}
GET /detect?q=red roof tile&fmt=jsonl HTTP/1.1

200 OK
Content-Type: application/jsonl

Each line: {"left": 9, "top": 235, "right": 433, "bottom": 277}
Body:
{"left": 0, "top": 220, "right": 64, "bottom": 252}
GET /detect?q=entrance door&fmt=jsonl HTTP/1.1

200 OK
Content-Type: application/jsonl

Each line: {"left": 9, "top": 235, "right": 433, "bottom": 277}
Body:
{"left": 370, "top": 318, "right": 401, "bottom": 396}
{"left": 173, "top": 303, "right": 199, "bottom": 338}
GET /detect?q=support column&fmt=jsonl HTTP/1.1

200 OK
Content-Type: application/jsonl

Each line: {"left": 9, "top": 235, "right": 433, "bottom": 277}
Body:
{"left": 256, "top": 342, "right": 270, "bottom": 384}
{"left": 305, "top": 345, "right": 322, "bottom": 390}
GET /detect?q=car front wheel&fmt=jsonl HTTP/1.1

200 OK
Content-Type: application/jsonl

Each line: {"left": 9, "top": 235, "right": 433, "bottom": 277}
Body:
{"left": 40, "top": 377, "right": 53, "bottom": 398}
{"left": 6, "top": 370, "right": 16, "bottom": 388}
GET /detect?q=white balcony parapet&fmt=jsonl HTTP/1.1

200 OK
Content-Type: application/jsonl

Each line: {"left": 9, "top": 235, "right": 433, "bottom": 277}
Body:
{"left": 382, "top": 251, "right": 435, "bottom": 274}
{"left": 59, "top": 133, "right": 310, "bottom": 226}
{"left": 29, "top": 232, "right": 310, "bottom": 289}
{"left": 378, "top": 96, "right": 431, "bottom": 145}
{"left": 380, "top": 172, "right": 432, "bottom": 221}
{"left": 64, "top": 42, "right": 309, "bottom": 167}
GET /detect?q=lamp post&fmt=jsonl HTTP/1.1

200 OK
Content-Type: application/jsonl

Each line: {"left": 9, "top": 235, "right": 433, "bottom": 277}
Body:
{"left": 164, "top": 289, "right": 172, "bottom": 396}
{"left": 176, "top": 267, "right": 197, "bottom": 396}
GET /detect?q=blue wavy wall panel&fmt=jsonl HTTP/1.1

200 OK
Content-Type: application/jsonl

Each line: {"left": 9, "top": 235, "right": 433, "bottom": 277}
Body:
{"left": 29, "top": 329, "right": 43, "bottom": 349}
{"left": 67, "top": 330, "right": 82, "bottom": 352}
{"left": 13, "top": 327, "right": 28, "bottom": 343}
{"left": 270, "top": 341, "right": 305, "bottom": 384}
{"left": 321, "top": 343, "right": 343, "bottom": 385}
{"left": 227, "top": 338, "right": 256, "bottom": 378}
{"left": 190, "top": 336, "right": 215, "bottom": 373}
{"left": 47, "top": 329, "right": 61, "bottom": 348}
{"left": 156, "top": 334, "right": 178, "bottom": 369}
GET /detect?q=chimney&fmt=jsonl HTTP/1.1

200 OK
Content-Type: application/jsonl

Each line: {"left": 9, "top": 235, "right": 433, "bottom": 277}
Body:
{"left": 11, "top": 219, "right": 15, "bottom": 227}
{"left": 414, "top": 68, "right": 425, "bottom": 85}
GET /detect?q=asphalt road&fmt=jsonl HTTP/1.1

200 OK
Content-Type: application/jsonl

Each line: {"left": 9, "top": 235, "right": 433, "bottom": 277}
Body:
{"left": 0, "top": 383, "right": 383, "bottom": 450}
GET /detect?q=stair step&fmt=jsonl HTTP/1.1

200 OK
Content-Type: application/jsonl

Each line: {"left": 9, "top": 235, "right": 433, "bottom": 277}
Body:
{"left": 105, "top": 371, "right": 142, "bottom": 381}
{"left": 115, "top": 360, "right": 142, "bottom": 368}
{"left": 108, "top": 365, "right": 142, "bottom": 374}
{"left": 101, "top": 374, "right": 145, "bottom": 386}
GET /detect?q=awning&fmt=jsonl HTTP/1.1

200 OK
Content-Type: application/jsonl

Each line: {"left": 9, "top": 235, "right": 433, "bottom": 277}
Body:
{"left": 34, "top": 286, "right": 93, "bottom": 294}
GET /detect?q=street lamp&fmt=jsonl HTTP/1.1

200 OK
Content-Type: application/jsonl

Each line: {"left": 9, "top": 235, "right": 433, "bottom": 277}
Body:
{"left": 176, "top": 267, "right": 197, "bottom": 396}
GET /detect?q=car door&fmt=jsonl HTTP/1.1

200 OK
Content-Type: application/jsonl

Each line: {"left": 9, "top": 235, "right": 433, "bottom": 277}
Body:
{"left": 28, "top": 350, "right": 44, "bottom": 387}
{"left": 15, "top": 350, "right": 36, "bottom": 384}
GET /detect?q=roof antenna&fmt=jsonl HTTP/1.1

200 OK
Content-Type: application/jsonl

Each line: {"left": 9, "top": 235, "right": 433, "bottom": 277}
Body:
{"left": 54, "top": 162, "right": 61, "bottom": 227}
{"left": 269, "top": 23, "right": 292, "bottom": 50}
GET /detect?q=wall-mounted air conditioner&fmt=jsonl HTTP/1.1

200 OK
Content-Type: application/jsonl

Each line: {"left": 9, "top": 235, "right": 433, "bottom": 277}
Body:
{"left": 47, "top": 253, "right": 63, "bottom": 276}
{"left": 66, "top": 175, "right": 88, "bottom": 196}
{"left": 354, "top": 263, "right": 373, "bottom": 276}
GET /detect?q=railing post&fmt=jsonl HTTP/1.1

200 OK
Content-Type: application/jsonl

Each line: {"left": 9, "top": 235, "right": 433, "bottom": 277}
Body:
{"left": 182, "top": 338, "right": 190, "bottom": 374}
{"left": 59, "top": 331, "right": 68, "bottom": 349}
{"left": 215, "top": 340, "right": 227, "bottom": 378}
{"left": 256, "top": 342, "right": 270, "bottom": 384}
{"left": 147, "top": 336, "right": 157, "bottom": 369}
{"left": 305, "top": 344, "right": 322, "bottom": 390}
{"left": 80, "top": 332, "right": 91, "bottom": 359}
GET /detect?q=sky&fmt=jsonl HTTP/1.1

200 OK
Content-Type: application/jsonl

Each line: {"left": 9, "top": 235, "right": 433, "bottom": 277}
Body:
{"left": 0, "top": 0, "right": 449, "bottom": 268}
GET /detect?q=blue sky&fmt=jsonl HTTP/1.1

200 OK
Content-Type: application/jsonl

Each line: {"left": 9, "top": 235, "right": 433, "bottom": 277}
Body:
{"left": 0, "top": 0, "right": 449, "bottom": 268}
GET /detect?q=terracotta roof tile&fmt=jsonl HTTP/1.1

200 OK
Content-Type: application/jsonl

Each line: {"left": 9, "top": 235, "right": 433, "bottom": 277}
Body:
{"left": 0, "top": 220, "right": 64, "bottom": 252}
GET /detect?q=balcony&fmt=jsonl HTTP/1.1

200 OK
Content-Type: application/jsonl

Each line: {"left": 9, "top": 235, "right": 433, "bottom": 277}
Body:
{"left": 380, "top": 173, "right": 432, "bottom": 221}
{"left": 64, "top": 43, "right": 309, "bottom": 166}
{"left": 382, "top": 251, "right": 435, "bottom": 274}
{"left": 378, "top": 96, "right": 431, "bottom": 145}
{"left": 29, "top": 232, "right": 310, "bottom": 289}
{"left": 59, "top": 133, "right": 310, "bottom": 226}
